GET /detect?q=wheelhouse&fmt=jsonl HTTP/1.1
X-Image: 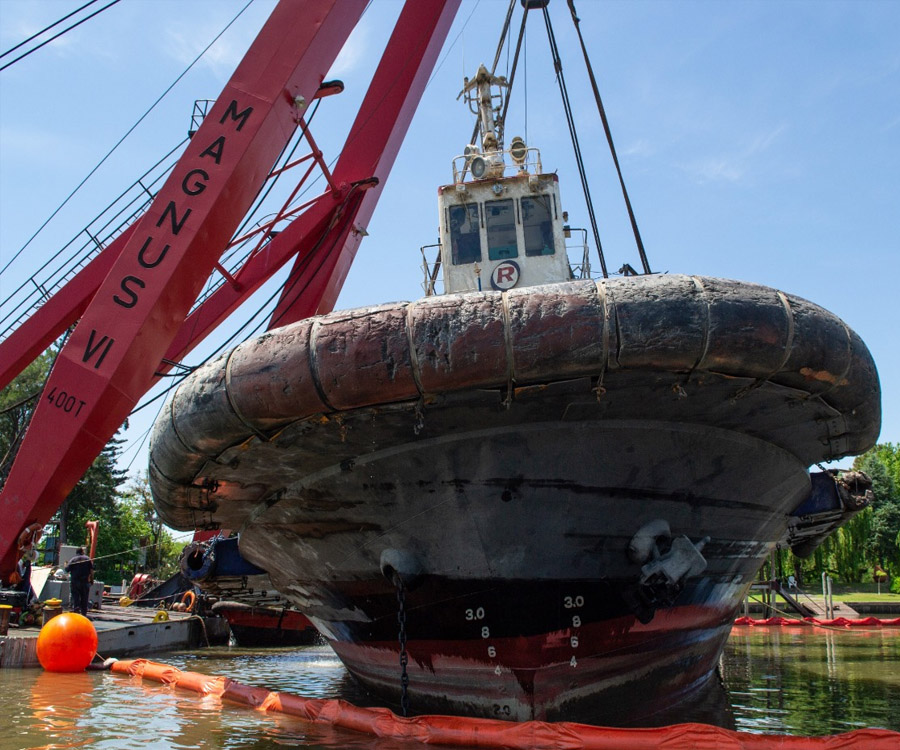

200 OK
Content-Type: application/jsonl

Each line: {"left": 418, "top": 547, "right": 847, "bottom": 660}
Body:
{"left": 437, "top": 169, "right": 570, "bottom": 294}
{"left": 422, "top": 64, "right": 578, "bottom": 296}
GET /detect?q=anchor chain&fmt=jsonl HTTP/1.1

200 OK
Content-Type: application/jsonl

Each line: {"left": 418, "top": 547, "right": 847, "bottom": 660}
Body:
{"left": 396, "top": 580, "right": 410, "bottom": 716}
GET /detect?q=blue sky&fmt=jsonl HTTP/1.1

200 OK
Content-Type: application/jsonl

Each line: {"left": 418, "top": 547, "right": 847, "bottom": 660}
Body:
{"left": 1, "top": 0, "right": 898, "bottom": 484}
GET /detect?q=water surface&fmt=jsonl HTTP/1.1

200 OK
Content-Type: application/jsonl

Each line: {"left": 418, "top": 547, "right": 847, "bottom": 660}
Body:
{"left": 2, "top": 627, "right": 897, "bottom": 749}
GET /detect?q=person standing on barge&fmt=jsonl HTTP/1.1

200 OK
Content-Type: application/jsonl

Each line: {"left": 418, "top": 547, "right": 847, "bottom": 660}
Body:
{"left": 65, "top": 547, "right": 93, "bottom": 616}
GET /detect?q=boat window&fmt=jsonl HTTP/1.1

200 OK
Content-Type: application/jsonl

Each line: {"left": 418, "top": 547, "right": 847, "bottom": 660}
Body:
{"left": 448, "top": 203, "right": 481, "bottom": 265}
{"left": 485, "top": 199, "right": 517, "bottom": 260}
{"left": 522, "top": 195, "right": 555, "bottom": 256}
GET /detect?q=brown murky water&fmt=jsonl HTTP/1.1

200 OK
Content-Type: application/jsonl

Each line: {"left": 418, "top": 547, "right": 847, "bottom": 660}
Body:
{"left": 2, "top": 628, "right": 897, "bottom": 749}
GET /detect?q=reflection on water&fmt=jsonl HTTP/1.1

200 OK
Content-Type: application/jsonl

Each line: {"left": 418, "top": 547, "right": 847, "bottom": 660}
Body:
{"left": 721, "top": 626, "right": 900, "bottom": 736}
{"left": 1, "top": 630, "right": 897, "bottom": 749}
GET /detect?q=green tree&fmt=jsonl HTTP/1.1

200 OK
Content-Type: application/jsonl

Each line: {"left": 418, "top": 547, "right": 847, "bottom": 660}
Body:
{"left": 854, "top": 444, "right": 900, "bottom": 576}
{"left": 0, "top": 349, "right": 55, "bottom": 480}
{"left": 2, "top": 350, "right": 128, "bottom": 572}
{"left": 58, "top": 430, "right": 128, "bottom": 548}
{"left": 119, "top": 474, "right": 180, "bottom": 577}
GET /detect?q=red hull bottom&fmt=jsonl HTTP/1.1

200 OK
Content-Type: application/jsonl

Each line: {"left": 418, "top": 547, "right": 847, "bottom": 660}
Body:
{"left": 215, "top": 603, "right": 319, "bottom": 647}
{"left": 329, "top": 606, "right": 734, "bottom": 723}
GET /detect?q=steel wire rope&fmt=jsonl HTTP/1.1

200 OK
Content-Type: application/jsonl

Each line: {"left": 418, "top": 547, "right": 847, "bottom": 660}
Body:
{"left": 499, "top": 3, "right": 529, "bottom": 140}
{"left": 0, "top": 0, "right": 121, "bottom": 72}
{"left": 0, "top": 0, "right": 100, "bottom": 60}
{"left": 566, "top": 0, "right": 651, "bottom": 275}
{"left": 539, "top": 5, "right": 608, "bottom": 278}
{"left": 128, "top": 2, "right": 481, "bottom": 426}
{"left": 178, "top": 101, "right": 321, "bottom": 363}
{"left": 126, "top": 182, "right": 367, "bottom": 424}
{"left": 0, "top": 0, "right": 255, "bottom": 279}
{"left": 0, "top": 138, "right": 188, "bottom": 315}
{"left": 125, "top": 194, "right": 356, "bottom": 419}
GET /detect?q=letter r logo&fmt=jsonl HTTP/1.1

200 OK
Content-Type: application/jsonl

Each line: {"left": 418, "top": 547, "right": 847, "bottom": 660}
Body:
{"left": 490, "top": 261, "right": 520, "bottom": 291}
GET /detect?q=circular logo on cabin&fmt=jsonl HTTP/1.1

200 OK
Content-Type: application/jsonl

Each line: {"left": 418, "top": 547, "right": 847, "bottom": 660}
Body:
{"left": 490, "top": 260, "right": 520, "bottom": 290}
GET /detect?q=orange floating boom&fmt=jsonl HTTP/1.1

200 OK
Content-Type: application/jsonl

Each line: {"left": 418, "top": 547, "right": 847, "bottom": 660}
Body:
{"left": 110, "top": 659, "right": 898, "bottom": 750}
{"left": 734, "top": 616, "right": 900, "bottom": 627}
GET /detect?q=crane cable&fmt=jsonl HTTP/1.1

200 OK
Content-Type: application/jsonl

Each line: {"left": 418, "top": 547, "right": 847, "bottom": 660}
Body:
{"left": 0, "top": 0, "right": 100, "bottom": 60}
{"left": 539, "top": 5, "right": 608, "bottom": 278}
{"left": 566, "top": 0, "right": 651, "bottom": 275}
{"left": 0, "top": 0, "right": 122, "bottom": 72}
{"left": 0, "top": 0, "right": 255, "bottom": 279}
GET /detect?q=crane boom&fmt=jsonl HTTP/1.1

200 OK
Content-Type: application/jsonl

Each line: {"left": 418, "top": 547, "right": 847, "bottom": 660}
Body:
{"left": 1, "top": 0, "right": 460, "bottom": 577}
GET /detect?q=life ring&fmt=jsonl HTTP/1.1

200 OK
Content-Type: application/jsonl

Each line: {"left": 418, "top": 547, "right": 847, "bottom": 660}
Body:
{"left": 17, "top": 523, "right": 43, "bottom": 551}
{"left": 180, "top": 591, "right": 197, "bottom": 612}
{"left": 152, "top": 610, "right": 170, "bottom": 623}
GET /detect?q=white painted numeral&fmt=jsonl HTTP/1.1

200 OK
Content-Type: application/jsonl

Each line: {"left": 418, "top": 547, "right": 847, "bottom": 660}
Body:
{"left": 465, "top": 607, "right": 486, "bottom": 621}
{"left": 487, "top": 646, "right": 496, "bottom": 658}
{"left": 563, "top": 595, "right": 584, "bottom": 609}
{"left": 572, "top": 615, "right": 581, "bottom": 627}
{"left": 494, "top": 665, "right": 502, "bottom": 676}
{"left": 570, "top": 656, "right": 578, "bottom": 668}
{"left": 570, "top": 636, "right": 579, "bottom": 648}
{"left": 481, "top": 626, "right": 490, "bottom": 639}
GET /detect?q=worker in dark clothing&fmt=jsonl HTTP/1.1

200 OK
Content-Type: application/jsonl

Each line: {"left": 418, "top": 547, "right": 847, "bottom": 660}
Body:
{"left": 15, "top": 553, "right": 34, "bottom": 604}
{"left": 65, "top": 547, "right": 94, "bottom": 616}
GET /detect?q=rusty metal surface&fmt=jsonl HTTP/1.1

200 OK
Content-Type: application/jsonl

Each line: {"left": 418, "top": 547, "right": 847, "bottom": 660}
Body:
{"left": 145, "top": 272, "right": 881, "bottom": 720}
{"left": 150, "top": 274, "right": 880, "bottom": 526}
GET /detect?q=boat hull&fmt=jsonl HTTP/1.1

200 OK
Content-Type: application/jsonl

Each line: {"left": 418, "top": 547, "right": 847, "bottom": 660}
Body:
{"left": 235, "top": 412, "right": 806, "bottom": 721}
{"left": 212, "top": 602, "right": 319, "bottom": 647}
{"left": 148, "top": 275, "right": 880, "bottom": 722}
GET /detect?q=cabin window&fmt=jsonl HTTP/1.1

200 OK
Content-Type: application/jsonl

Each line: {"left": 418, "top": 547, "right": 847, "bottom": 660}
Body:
{"left": 485, "top": 199, "right": 517, "bottom": 260}
{"left": 449, "top": 203, "right": 481, "bottom": 265}
{"left": 522, "top": 195, "right": 555, "bottom": 256}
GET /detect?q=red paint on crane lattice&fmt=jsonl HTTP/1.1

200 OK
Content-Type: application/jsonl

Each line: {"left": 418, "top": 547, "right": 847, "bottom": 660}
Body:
{"left": 0, "top": 0, "right": 461, "bottom": 578}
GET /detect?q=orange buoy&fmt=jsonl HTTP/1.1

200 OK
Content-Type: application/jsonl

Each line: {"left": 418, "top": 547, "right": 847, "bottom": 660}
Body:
{"left": 36, "top": 612, "right": 98, "bottom": 672}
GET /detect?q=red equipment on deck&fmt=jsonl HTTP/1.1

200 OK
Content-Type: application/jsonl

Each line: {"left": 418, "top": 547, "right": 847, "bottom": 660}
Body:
{"left": 0, "top": 0, "right": 461, "bottom": 577}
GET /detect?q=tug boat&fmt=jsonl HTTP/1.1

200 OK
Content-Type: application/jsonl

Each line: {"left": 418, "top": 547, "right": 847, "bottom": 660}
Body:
{"left": 149, "top": 66, "right": 880, "bottom": 722}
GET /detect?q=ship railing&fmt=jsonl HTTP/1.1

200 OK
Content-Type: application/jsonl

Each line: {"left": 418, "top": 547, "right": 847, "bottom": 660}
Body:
{"left": 420, "top": 243, "right": 443, "bottom": 296}
{"left": 565, "top": 227, "right": 592, "bottom": 280}
{"left": 451, "top": 146, "right": 543, "bottom": 184}
{"left": 0, "top": 141, "right": 184, "bottom": 344}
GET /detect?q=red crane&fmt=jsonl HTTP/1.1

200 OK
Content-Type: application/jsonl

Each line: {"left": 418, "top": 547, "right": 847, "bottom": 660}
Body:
{"left": 0, "top": 0, "right": 460, "bottom": 577}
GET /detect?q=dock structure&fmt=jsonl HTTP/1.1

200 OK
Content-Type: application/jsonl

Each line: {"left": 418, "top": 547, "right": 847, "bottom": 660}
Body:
{"left": 0, "top": 607, "right": 227, "bottom": 669}
{"left": 743, "top": 580, "right": 860, "bottom": 620}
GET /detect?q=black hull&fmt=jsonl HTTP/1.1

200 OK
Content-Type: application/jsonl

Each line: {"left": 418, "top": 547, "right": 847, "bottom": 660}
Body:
{"left": 148, "top": 275, "right": 880, "bottom": 722}
{"left": 228, "top": 623, "right": 318, "bottom": 648}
